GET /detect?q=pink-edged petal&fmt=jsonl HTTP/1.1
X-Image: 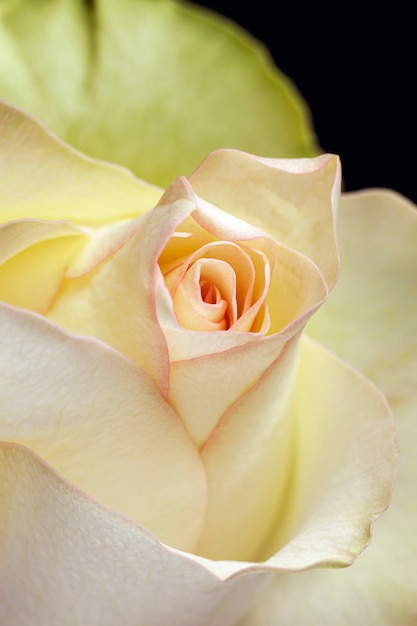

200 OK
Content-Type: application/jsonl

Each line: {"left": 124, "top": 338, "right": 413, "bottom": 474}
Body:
{"left": 47, "top": 180, "right": 197, "bottom": 395}
{"left": 190, "top": 150, "right": 340, "bottom": 287}
{"left": 0, "top": 304, "right": 206, "bottom": 553}
{"left": 0, "top": 219, "right": 86, "bottom": 311}
{"left": 168, "top": 245, "right": 327, "bottom": 446}
{"left": 0, "top": 101, "right": 162, "bottom": 226}
{"left": 159, "top": 243, "right": 326, "bottom": 362}
{"left": 194, "top": 335, "right": 396, "bottom": 576}
{"left": 0, "top": 442, "right": 270, "bottom": 626}
{"left": 196, "top": 337, "right": 300, "bottom": 561}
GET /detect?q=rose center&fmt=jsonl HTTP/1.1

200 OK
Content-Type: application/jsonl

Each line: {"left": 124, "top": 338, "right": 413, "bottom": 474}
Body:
{"left": 159, "top": 235, "right": 271, "bottom": 334}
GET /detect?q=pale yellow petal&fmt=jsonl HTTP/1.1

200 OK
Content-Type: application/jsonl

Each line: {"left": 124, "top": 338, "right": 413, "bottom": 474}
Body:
{"left": 169, "top": 248, "right": 327, "bottom": 447}
{"left": 0, "top": 304, "right": 207, "bottom": 553}
{"left": 190, "top": 150, "right": 341, "bottom": 287}
{"left": 253, "top": 190, "right": 417, "bottom": 625}
{"left": 0, "top": 101, "right": 162, "bottom": 225}
{"left": 307, "top": 190, "right": 417, "bottom": 406}
{"left": 48, "top": 184, "right": 197, "bottom": 395}
{"left": 0, "top": 219, "right": 86, "bottom": 311}
{"left": 241, "top": 399, "right": 416, "bottom": 626}
{"left": 0, "top": 442, "right": 269, "bottom": 626}
{"left": 195, "top": 336, "right": 396, "bottom": 572}
{"left": 195, "top": 338, "right": 299, "bottom": 561}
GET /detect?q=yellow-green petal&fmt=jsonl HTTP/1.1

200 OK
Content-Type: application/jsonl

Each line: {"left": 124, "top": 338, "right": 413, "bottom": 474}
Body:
{"left": 0, "top": 101, "right": 162, "bottom": 226}
{"left": 0, "top": 0, "right": 317, "bottom": 186}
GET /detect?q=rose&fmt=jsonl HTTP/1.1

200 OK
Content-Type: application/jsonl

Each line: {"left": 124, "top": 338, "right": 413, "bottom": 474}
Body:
{"left": 0, "top": 101, "right": 399, "bottom": 625}
{"left": 0, "top": 1, "right": 416, "bottom": 624}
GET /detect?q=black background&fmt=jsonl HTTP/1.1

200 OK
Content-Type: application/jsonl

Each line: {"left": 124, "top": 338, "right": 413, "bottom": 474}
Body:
{"left": 192, "top": 1, "right": 416, "bottom": 203}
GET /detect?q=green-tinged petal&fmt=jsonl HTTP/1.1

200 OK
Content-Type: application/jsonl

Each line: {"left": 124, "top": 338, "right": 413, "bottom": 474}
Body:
{"left": 190, "top": 151, "right": 341, "bottom": 287}
{"left": 0, "top": 0, "right": 317, "bottom": 186}
{"left": 0, "top": 101, "right": 162, "bottom": 225}
{"left": 0, "top": 304, "right": 207, "bottom": 553}
{"left": 0, "top": 443, "right": 270, "bottom": 626}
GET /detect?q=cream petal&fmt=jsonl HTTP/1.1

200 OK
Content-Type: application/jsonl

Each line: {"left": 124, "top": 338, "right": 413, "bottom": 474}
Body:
{"left": 307, "top": 190, "right": 417, "bottom": 406}
{"left": 0, "top": 219, "right": 86, "bottom": 311}
{"left": 261, "top": 190, "right": 417, "bottom": 625}
{"left": 0, "top": 442, "right": 270, "bottom": 626}
{"left": 241, "top": 400, "right": 415, "bottom": 626}
{"left": 168, "top": 246, "right": 328, "bottom": 448}
{"left": 195, "top": 337, "right": 300, "bottom": 561}
{"left": 0, "top": 101, "right": 162, "bottom": 225}
{"left": 196, "top": 336, "right": 396, "bottom": 566}
{"left": 47, "top": 181, "right": 196, "bottom": 396}
{"left": 262, "top": 336, "right": 397, "bottom": 569}
{"left": 0, "top": 304, "right": 207, "bottom": 553}
{"left": 190, "top": 150, "right": 340, "bottom": 287}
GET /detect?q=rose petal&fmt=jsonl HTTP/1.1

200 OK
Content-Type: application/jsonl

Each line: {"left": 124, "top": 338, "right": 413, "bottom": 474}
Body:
{"left": 196, "top": 337, "right": 299, "bottom": 561}
{"left": 195, "top": 336, "right": 397, "bottom": 566}
{"left": 169, "top": 250, "right": 328, "bottom": 446}
{"left": 190, "top": 150, "right": 340, "bottom": 287}
{"left": 47, "top": 181, "right": 197, "bottom": 396}
{"left": 259, "top": 190, "right": 417, "bottom": 624}
{"left": 0, "top": 219, "right": 86, "bottom": 311}
{"left": 0, "top": 0, "right": 317, "bottom": 186}
{"left": 0, "top": 101, "right": 161, "bottom": 225}
{"left": 0, "top": 443, "right": 270, "bottom": 626}
{"left": 307, "top": 190, "right": 417, "bottom": 406}
{"left": 0, "top": 304, "right": 207, "bottom": 553}
{"left": 241, "top": 384, "right": 417, "bottom": 626}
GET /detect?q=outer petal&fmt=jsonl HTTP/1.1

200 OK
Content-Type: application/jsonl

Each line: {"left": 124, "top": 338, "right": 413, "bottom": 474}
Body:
{"left": 0, "top": 443, "right": 270, "bottom": 626}
{"left": 0, "top": 0, "right": 317, "bottom": 187}
{"left": 0, "top": 101, "right": 162, "bottom": 225}
{"left": 0, "top": 304, "right": 207, "bottom": 553}
{"left": 190, "top": 150, "right": 341, "bottom": 287}
{"left": 307, "top": 190, "right": 417, "bottom": 403}
{"left": 248, "top": 190, "right": 417, "bottom": 625}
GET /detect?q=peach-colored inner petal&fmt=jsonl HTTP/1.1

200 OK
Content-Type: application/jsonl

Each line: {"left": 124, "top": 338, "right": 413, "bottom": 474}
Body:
{"left": 161, "top": 235, "right": 272, "bottom": 334}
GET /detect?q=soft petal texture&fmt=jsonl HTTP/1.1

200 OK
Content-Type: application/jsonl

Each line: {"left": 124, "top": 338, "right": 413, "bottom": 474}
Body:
{"left": 0, "top": 101, "right": 162, "bottom": 225}
{"left": 195, "top": 335, "right": 397, "bottom": 567}
{"left": 0, "top": 304, "right": 207, "bottom": 553}
{"left": 0, "top": 0, "right": 317, "bottom": 187}
{"left": 241, "top": 191, "right": 417, "bottom": 624}
{"left": 0, "top": 443, "right": 270, "bottom": 626}
{"left": 0, "top": 219, "right": 86, "bottom": 311}
{"left": 47, "top": 179, "right": 197, "bottom": 396}
{"left": 168, "top": 250, "right": 328, "bottom": 447}
{"left": 190, "top": 150, "right": 341, "bottom": 287}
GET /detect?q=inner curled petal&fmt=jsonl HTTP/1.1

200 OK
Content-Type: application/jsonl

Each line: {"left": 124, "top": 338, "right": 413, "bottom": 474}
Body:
{"left": 161, "top": 236, "right": 271, "bottom": 333}
{"left": 172, "top": 259, "right": 236, "bottom": 331}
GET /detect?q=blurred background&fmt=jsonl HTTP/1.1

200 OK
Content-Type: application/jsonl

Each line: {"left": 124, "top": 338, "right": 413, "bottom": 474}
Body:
{"left": 194, "top": 1, "right": 416, "bottom": 203}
